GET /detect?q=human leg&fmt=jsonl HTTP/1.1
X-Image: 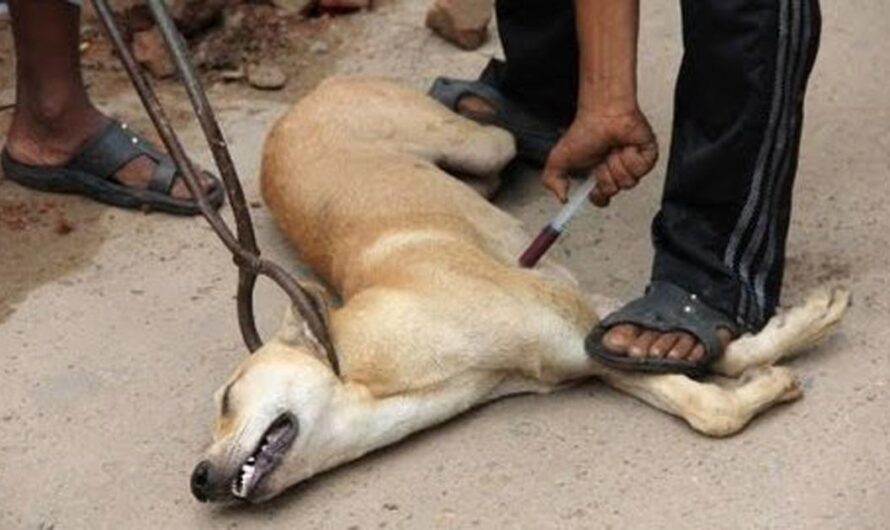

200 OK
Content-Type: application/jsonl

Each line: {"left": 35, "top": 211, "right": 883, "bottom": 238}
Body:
{"left": 596, "top": 0, "right": 822, "bottom": 370}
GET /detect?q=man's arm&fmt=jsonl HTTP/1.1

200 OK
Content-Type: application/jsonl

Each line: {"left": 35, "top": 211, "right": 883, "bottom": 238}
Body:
{"left": 576, "top": 0, "right": 640, "bottom": 115}
{"left": 542, "top": 0, "right": 658, "bottom": 207}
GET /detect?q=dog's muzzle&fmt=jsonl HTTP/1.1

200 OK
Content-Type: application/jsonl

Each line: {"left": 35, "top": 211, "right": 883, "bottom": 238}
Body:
{"left": 190, "top": 413, "right": 299, "bottom": 503}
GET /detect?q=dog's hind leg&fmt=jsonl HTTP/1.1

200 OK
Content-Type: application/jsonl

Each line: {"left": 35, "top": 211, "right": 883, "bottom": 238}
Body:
{"left": 395, "top": 98, "right": 517, "bottom": 196}
{"left": 426, "top": 114, "right": 517, "bottom": 176}
{"left": 712, "top": 287, "right": 850, "bottom": 377}
{"left": 600, "top": 367, "right": 802, "bottom": 437}
{"left": 428, "top": 123, "right": 517, "bottom": 199}
{"left": 308, "top": 78, "right": 518, "bottom": 184}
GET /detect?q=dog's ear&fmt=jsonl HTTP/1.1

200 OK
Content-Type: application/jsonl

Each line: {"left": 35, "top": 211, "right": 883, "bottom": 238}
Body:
{"left": 276, "top": 282, "right": 334, "bottom": 354}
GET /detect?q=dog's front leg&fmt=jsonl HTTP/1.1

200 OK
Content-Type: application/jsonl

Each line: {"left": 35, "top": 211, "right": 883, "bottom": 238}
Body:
{"left": 713, "top": 287, "right": 849, "bottom": 377}
{"left": 320, "top": 372, "right": 504, "bottom": 469}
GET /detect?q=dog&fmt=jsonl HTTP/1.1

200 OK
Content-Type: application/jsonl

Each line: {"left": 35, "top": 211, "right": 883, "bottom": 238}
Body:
{"left": 189, "top": 77, "right": 849, "bottom": 504}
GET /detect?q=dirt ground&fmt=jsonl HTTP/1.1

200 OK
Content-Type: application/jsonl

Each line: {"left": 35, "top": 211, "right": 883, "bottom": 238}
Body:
{"left": 1, "top": 1, "right": 888, "bottom": 528}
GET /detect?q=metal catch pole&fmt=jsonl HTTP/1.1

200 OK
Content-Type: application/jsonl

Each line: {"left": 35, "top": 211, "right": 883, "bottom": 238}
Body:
{"left": 89, "top": 0, "right": 341, "bottom": 375}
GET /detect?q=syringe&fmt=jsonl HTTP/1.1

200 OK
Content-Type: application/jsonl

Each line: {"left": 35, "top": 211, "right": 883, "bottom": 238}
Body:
{"left": 518, "top": 177, "right": 597, "bottom": 268}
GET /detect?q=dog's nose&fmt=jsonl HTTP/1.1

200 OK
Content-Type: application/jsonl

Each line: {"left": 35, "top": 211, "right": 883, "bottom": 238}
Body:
{"left": 190, "top": 460, "right": 213, "bottom": 502}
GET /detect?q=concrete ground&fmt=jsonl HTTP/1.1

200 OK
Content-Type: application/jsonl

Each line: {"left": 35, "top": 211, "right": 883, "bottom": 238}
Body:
{"left": 1, "top": 1, "right": 888, "bottom": 528}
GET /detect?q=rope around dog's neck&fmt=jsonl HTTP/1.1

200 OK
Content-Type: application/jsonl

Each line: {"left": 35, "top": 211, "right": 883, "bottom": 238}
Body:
{"left": 90, "top": 0, "right": 340, "bottom": 376}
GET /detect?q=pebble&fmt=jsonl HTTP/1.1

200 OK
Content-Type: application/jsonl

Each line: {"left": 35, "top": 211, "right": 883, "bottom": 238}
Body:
{"left": 247, "top": 63, "right": 288, "bottom": 90}
{"left": 425, "top": 0, "right": 493, "bottom": 50}
{"left": 309, "top": 41, "right": 330, "bottom": 54}
{"left": 220, "top": 67, "right": 246, "bottom": 82}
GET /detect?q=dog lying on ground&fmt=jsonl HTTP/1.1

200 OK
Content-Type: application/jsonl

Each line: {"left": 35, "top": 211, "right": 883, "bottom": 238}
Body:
{"left": 190, "top": 77, "right": 849, "bottom": 504}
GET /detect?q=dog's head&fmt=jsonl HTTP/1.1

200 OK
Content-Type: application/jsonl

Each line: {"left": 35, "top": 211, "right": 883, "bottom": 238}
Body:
{"left": 191, "top": 302, "right": 342, "bottom": 504}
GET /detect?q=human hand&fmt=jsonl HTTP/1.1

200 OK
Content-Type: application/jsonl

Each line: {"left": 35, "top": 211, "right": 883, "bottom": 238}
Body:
{"left": 542, "top": 108, "right": 658, "bottom": 207}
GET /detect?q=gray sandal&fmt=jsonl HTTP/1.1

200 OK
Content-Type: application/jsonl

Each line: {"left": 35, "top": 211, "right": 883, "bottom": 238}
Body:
{"left": 586, "top": 282, "right": 739, "bottom": 376}
{"left": 1, "top": 120, "right": 224, "bottom": 216}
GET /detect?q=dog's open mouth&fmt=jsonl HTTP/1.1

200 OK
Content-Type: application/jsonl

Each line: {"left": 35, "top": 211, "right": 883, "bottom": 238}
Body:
{"left": 231, "top": 413, "right": 299, "bottom": 500}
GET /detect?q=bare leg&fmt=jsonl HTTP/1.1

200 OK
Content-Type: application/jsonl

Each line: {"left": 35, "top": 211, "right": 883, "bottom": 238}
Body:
{"left": 4, "top": 0, "right": 213, "bottom": 199}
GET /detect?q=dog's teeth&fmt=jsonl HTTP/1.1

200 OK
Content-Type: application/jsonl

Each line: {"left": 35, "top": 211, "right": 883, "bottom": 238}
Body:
{"left": 232, "top": 481, "right": 243, "bottom": 497}
{"left": 247, "top": 457, "right": 256, "bottom": 464}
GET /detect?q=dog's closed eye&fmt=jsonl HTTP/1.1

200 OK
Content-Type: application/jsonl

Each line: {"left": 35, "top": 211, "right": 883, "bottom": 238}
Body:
{"left": 218, "top": 369, "right": 247, "bottom": 418}
{"left": 219, "top": 377, "right": 243, "bottom": 417}
{"left": 220, "top": 383, "right": 233, "bottom": 416}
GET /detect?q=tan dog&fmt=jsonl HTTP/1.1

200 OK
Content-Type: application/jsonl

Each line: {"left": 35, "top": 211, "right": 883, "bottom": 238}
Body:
{"left": 189, "top": 78, "right": 849, "bottom": 504}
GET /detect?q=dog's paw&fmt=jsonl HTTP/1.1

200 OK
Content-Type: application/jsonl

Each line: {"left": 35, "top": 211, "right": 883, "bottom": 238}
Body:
{"left": 784, "top": 286, "right": 851, "bottom": 349}
{"left": 765, "top": 366, "right": 804, "bottom": 404}
{"left": 814, "top": 286, "right": 851, "bottom": 326}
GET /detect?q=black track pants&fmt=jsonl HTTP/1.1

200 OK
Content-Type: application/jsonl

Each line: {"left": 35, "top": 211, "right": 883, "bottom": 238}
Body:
{"left": 490, "top": 0, "right": 821, "bottom": 329}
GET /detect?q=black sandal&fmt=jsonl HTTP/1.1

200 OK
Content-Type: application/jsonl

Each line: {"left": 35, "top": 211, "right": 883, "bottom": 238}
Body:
{"left": 428, "top": 77, "right": 562, "bottom": 165}
{"left": 1, "top": 120, "right": 224, "bottom": 216}
{"left": 586, "top": 282, "right": 740, "bottom": 376}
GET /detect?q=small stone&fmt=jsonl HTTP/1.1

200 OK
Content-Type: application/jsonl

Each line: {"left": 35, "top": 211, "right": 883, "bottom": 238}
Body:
{"left": 247, "top": 63, "right": 288, "bottom": 91}
{"left": 132, "top": 28, "right": 176, "bottom": 79}
{"left": 220, "top": 67, "right": 246, "bottom": 82}
{"left": 309, "top": 41, "right": 330, "bottom": 54}
{"left": 426, "top": 0, "right": 493, "bottom": 51}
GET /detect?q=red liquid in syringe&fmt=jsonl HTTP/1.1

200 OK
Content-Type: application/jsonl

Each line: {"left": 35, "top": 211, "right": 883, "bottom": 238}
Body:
{"left": 516, "top": 178, "right": 597, "bottom": 269}
{"left": 518, "top": 225, "right": 561, "bottom": 268}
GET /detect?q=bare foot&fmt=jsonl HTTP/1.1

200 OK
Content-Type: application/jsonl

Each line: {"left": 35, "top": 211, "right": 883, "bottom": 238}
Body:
{"left": 455, "top": 94, "right": 497, "bottom": 123}
{"left": 602, "top": 324, "right": 734, "bottom": 364}
{"left": 5, "top": 103, "right": 217, "bottom": 200}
